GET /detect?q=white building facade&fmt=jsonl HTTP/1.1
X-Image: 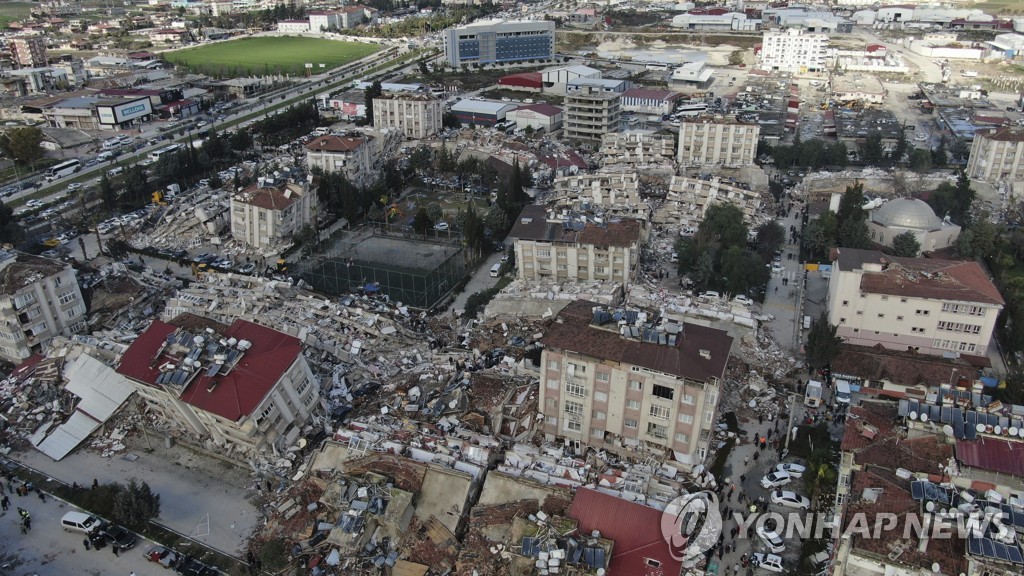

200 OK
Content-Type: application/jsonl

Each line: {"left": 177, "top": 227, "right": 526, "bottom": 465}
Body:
{"left": 0, "top": 251, "right": 86, "bottom": 363}
{"left": 230, "top": 181, "right": 318, "bottom": 249}
{"left": 372, "top": 92, "right": 442, "bottom": 139}
{"left": 759, "top": 28, "right": 830, "bottom": 72}
{"left": 677, "top": 119, "right": 760, "bottom": 167}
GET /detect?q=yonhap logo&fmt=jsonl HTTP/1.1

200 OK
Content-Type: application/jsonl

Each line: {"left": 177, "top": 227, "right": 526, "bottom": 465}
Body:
{"left": 660, "top": 491, "right": 723, "bottom": 563}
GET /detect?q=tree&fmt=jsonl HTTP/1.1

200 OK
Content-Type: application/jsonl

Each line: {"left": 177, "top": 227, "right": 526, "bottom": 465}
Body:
{"left": 0, "top": 127, "right": 45, "bottom": 166}
{"left": 805, "top": 312, "right": 842, "bottom": 370}
{"left": 755, "top": 221, "right": 785, "bottom": 262}
{"left": 728, "top": 50, "right": 744, "bottom": 66}
{"left": 860, "top": 132, "right": 884, "bottom": 166}
{"left": 826, "top": 142, "right": 848, "bottom": 168}
{"left": 0, "top": 199, "right": 23, "bottom": 245}
{"left": 891, "top": 231, "right": 921, "bottom": 257}
{"left": 953, "top": 228, "right": 975, "bottom": 258}
{"left": 99, "top": 173, "right": 116, "bottom": 209}
{"left": 698, "top": 203, "right": 748, "bottom": 250}
{"left": 836, "top": 182, "right": 865, "bottom": 225}
{"left": 889, "top": 128, "right": 908, "bottom": 165}
{"left": 484, "top": 204, "right": 509, "bottom": 234}
{"left": 803, "top": 211, "right": 838, "bottom": 260}
{"left": 364, "top": 80, "right": 382, "bottom": 125}
{"left": 418, "top": 58, "right": 430, "bottom": 75}
{"left": 111, "top": 479, "right": 161, "bottom": 531}
{"left": 932, "top": 135, "right": 948, "bottom": 167}
{"left": 953, "top": 170, "right": 975, "bottom": 226}
{"left": 909, "top": 147, "right": 932, "bottom": 172}
{"left": 968, "top": 218, "right": 998, "bottom": 259}
{"left": 837, "top": 216, "right": 870, "bottom": 249}
{"left": 412, "top": 207, "right": 432, "bottom": 234}
{"left": 426, "top": 203, "right": 444, "bottom": 223}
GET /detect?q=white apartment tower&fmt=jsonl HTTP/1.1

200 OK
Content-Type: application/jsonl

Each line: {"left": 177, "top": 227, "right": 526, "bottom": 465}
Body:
{"left": 0, "top": 251, "right": 86, "bottom": 363}
{"left": 759, "top": 28, "right": 830, "bottom": 72}
{"left": 372, "top": 91, "right": 442, "bottom": 140}
{"left": 677, "top": 118, "right": 760, "bottom": 167}
{"left": 966, "top": 126, "right": 1024, "bottom": 184}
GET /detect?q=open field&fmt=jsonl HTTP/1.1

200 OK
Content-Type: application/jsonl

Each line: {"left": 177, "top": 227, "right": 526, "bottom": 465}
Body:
{"left": 973, "top": 0, "right": 1023, "bottom": 15}
{"left": 0, "top": 1, "right": 35, "bottom": 27}
{"left": 165, "top": 36, "right": 379, "bottom": 76}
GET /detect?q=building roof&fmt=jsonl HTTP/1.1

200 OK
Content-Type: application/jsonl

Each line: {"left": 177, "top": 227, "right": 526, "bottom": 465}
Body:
{"left": 870, "top": 198, "right": 941, "bottom": 229}
{"left": 450, "top": 99, "right": 517, "bottom": 115}
{"left": 568, "top": 488, "right": 682, "bottom": 576}
{"left": 976, "top": 126, "right": 1024, "bottom": 142}
{"left": 498, "top": 72, "right": 543, "bottom": 89}
{"left": 116, "top": 318, "right": 303, "bottom": 422}
{"left": 830, "top": 344, "right": 982, "bottom": 388}
{"left": 544, "top": 64, "right": 599, "bottom": 77}
{"left": 832, "top": 248, "right": 1004, "bottom": 306}
{"left": 508, "top": 205, "right": 641, "bottom": 248}
{"left": 0, "top": 251, "right": 67, "bottom": 295}
{"left": 509, "top": 103, "right": 563, "bottom": 117}
{"left": 621, "top": 88, "right": 682, "bottom": 102}
{"left": 543, "top": 300, "right": 733, "bottom": 383}
{"left": 304, "top": 135, "right": 366, "bottom": 153}
{"left": 956, "top": 437, "right": 1024, "bottom": 477}
{"left": 232, "top": 182, "right": 305, "bottom": 211}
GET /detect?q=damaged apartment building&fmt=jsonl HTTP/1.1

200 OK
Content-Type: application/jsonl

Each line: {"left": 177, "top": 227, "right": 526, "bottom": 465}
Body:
{"left": 550, "top": 171, "right": 650, "bottom": 221}
{"left": 538, "top": 300, "right": 734, "bottom": 470}
{"left": 657, "top": 174, "right": 766, "bottom": 232}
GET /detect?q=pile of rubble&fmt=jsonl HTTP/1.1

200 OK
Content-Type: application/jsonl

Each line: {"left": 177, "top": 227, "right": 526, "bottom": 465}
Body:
{"left": 484, "top": 278, "right": 624, "bottom": 319}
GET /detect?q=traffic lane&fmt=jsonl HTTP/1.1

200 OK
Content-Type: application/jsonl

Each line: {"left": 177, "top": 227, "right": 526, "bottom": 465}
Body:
{"left": 0, "top": 490, "right": 167, "bottom": 576}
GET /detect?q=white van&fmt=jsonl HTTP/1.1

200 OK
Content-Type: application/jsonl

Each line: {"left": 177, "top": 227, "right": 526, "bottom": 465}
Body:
{"left": 107, "top": 167, "right": 124, "bottom": 177}
{"left": 835, "top": 379, "right": 852, "bottom": 405}
{"left": 61, "top": 511, "right": 103, "bottom": 534}
{"left": 489, "top": 262, "right": 501, "bottom": 278}
{"left": 97, "top": 151, "right": 113, "bottom": 162}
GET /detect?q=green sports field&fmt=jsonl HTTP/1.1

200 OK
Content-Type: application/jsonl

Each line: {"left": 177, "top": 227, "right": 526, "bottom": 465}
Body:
{"left": 165, "top": 36, "right": 380, "bottom": 77}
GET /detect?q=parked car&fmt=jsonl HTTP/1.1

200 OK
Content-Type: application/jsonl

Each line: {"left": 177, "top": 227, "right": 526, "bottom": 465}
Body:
{"left": 775, "top": 463, "right": 806, "bottom": 478}
{"left": 101, "top": 524, "right": 137, "bottom": 551}
{"left": 733, "top": 295, "right": 754, "bottom": 306}
{"left": 66, "top": 183, "right": 82, "bottom": 193}
{"left": 770, "top": 263, "right": 784, "bottom": 274}
{"left": 434, "top": 222, "right": 449, "bottom": 231}
{"left": 771, "top": 490, "right": 811, "bottom": 510}
{"left": 239, "top": 262, "right": 257, "bottom": 274}
{"left": 699, "top": 291, "right": 721, "bottom": 301}
{"left": 192, "top": 252, "right": 213, "bottom": 263}
{"left": 176, "top": 557, "right": 217, "bottom": 576}
{"left": 760, "top": 470, "right": 792, "bottom": 489}
{"left": 751, "top": 553, "right": 784, "bottom": 573}
{"left": 213, "top": 259, "right": 233, "bottom": 271}
{"left": 756, "top": 525, "right": 786, "bottom": 554}
{"left": 144, "top": 545, "right": 181, "bottom": 569}
{"left": 26, "top": 199, "right": 44, "bottom": 208}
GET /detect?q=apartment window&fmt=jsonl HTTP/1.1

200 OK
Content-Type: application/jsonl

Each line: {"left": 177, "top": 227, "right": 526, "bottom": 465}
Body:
{"left": 839, "top": 318, "right": 846, "bottom": 323}
{"left": 897, "top": 316, "right": 904, "bottom": 321}
{"left": 65, "top": 305, "right": 83, "bottom": 318}
{"left": 624, "top": 419, "right": 638, "bottom": 429}
{"left": 647, "top": 422, "right": 667, "bottom": 439}
{"left": 564, "top": 419, "right": 581, "bottom": 432}
{"left": 592, "top": 427, "right": 605, "bottom": 438}
{"left": 652, "top": 384, "right": 674, "bottom": 400}
{"left": 595, "top": 267, "right": 606, "bottom": 274}
{"left": 546, "top": 379, "right": 559, "bottom": 390}
{"left": 565, "top": 381, "right": 586, "bottom": 397}
{"left": 916, "top": 309, "right": 929, "bottom": 316}
{"left": 255, "top": 404, "right": 274, "bottom": 423}
{"left": 564, "top": 401, "right": 583, "bottom": 417}
{"left": 594, "top": 391, "right": 608, "bottom": 403}
{"left": 901, "top": 298, "right": 908, "bottom": 303}
{"left": 629, "top": 380, "right": 642, "bottom": 391}
{"left": 877, "top": 314, "right": 885, "bottom": 319}
{"left": 627, "top": 399, "right": 641, "bottom": 410}
{"left": 911, "top": 327, "right": 924, "bottom": 333}
{"left": 881, "top": 296, "right": 889, "bottom": 301}
{"left": 537, "top": 249, "right": 550, "bottom": 258}
{"left": 53, "top": 276, "right": 63, "bottom": 287}
{"left": 58, "top": 291, "right": 77, "bottom": 305}
{"left": 546, "top": 416, "right": 556, "bottom": 425}
{"left": 547, "top": 360, "right": 559, "bottom": 370}
{"left": 546, "top": 398, "right": 557, "bottom": 409}
{"left": 557, "top": 264, "right": 567, "bottom": 271}
{"left": 678, "top": 413, "right": 694, "bottom": 424}
{"left": 567, "top": 363, "right": 586, "bottom": 375}
{"left": 856, "top": 311, "right": 863, "bottom": 316}
{"left": 704, "top": 410, "right": 714, "bottom": 424}
{"left": 631, "top": 366, "right": 641, "bottom": 372}
{"left": 682, "top": 393, "right": 695, "bottom": 405}
{"left": 596, "top": 372, "right": 610, "bottom": 382}
{"left": 650, "top": 405, "right": 670, "bottom": 420}
{"left": 675, "top": 432, "right": 690, "bottom": 444}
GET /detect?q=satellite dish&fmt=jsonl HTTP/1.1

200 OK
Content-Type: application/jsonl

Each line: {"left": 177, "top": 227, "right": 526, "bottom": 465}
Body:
{"left": 194, "top": 336, "right": 205, "bottom": 345}
{"left": 910, "top": 411, "right": 918, "bottom": 420}
{"left": 942, "top": 425, "right": 955, "bottom": 437}
{"left": 748, "top": 400, "right": 757, "bottom": 408}
{"left": 920, "top": 412, "right": 928, "bottom": 422}
{"left": 926, "top": 501, "right": 935, "bottom": 512}
{"left": 976, "top": 424, "right": 986, "bottom": 433}
{"left": 931, "top": 563, "right": 940, "bottom": 573}
{"left": 297, "top": 438, "right": 307, "bottom": 449}
{"left": 994, "top": 426, "right": 1002, "bottom": 435}
{"left": 1018, "top": 428, "right": 1024, "bottom": 438}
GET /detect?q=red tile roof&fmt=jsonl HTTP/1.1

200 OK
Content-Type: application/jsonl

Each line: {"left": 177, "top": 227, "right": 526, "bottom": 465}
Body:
{"left": 569, "top": 488, "right": 681, "bottom": 576}
{"left": 509, "top": 205, "right": 641, "bottom": 248}
{"left": 499, "top": 72, "right": 543, "bottom": 89}
{"left": 511, "top": 103, "right": 563, "bottom": 117}
{"left": 305, "top": 135, "right": 366, "bottom": 153}
{"left": 233, "top": 182, "right": 304, "bottom": 211}
{"left": 977, "top": 126, "right": 1024, "bottom": 142}
{"left": 841, "top": 401, "right": 953, "bottom": 473}
{"left": 543, "top": 300, "right": 733, "bottom": 383}
{"left": 117, "top": 319, "right": 302, "bottom": 422}
{"left": 830, "top": 344, "right": 980, "bottom": 389}
{"left": 956, "top": 437, "right": 1024, "bottom": 477}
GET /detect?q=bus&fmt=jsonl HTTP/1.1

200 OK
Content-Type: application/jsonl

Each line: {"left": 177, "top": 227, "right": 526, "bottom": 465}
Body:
{"left": 148, "top": 144, "right": 184, "bottom": 162}
{"left": 45, "top": 159, "right": 81, "bottom": 181}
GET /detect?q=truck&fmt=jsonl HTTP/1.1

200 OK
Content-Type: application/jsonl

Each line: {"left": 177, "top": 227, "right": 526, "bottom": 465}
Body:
{"left": 804, "top": 380, "right": 823, "bottom": 408}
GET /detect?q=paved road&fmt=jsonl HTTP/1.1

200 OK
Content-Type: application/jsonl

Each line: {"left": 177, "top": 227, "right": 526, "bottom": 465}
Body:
{"left": 447, "top": 250, "right": 506, "bottom": 315}
{"left": 761, "top": 203, "right": 807, "bottom": 354}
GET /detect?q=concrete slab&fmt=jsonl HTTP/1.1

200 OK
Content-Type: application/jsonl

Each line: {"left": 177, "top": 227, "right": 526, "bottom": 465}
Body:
{"left": 414, "top": 465, "right": 474, "bottom": 534}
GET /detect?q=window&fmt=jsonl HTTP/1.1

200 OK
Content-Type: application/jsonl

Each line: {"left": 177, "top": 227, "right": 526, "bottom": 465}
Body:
{"left": 631, "top": 366, "right": 641, "bottom": 372}
{"left": 255, "top": 404, "right": 274, "bottom": 423}
{"left": 546, "top": 416, "right": 556, "bottom": 425}
{"left": 678, "top": 413, "right": 694, "bottom": 424}
{"left": 897, "top": 316, "right": 904, "bottom": 321}
{"left": 911, "top": 327, "right": 924, "bottom": 333}
{"left": 564, "top": 419, "right": 581, "bottom": 432}
{"left": 594, "top": 391, "right": 608, "bottom": 402}
{"left": 596, "top": 372, "right": 610, "bottom": 382}
{"left": 880, "top": 296, "right": 888, "bottom": 301}
{"left": 646, "top": 559, "right": 662, "bottom": 569}
{"left": 547, "top": 360, "right": 559, "bottom": 370}
{"left": 624, "top": 419, "right": 638, "bottom": 429}
{"left": 626, "top": 400, "right": 641, "bottom": 410}
{"left": 704, "top": 410, "right": 714, "bottom": 424}
{"left": 856, "top": 311, "right": 863, "bottom": 316}
{"left": 537, "top": 249, "right": 550, "bottom": 258}
{"left": 58, "top": 291, "right": 77, "bottom": 305}
{"left": 900, "top": 298, "right": 908, "bottom": 303}
{"left": 839, "top": 318, "right": 846, "bottom": 323}
{"left": 592, "top": 410, "right": 606, "bottom": 420}
{"left": 647, "top": 422, "right": 667, "bottom": 439}
{"left": 877, "top": 313, "right": 885, "bottom": 319}
{"left": 591, "top": 427, "right": 605, "bottom": 438}
{"left": 53, "top": 276, "right": 63, "bottom": 287}
{"left": 546, "top": 398, "right": 557, "bottom": 409}
{"left": 546, "top": 379, "right": 559, "bottom": 390}
{"left": 682, "top": 393, "right": 695, "bottom": 405}
{"left": 916, "top": 309, "right": 930, "bottom": 316}
{"left": 653, "top": 384, "right": 674, "bottom": 400}
{"left": 650, "top": 405, "right": 670, "bottom": 420}
{"left": 628, "top": 380, "right": 642, "bottom": 391}
{"left": 565, "top": 381, "right": 586, "bottom": 397}
{"left": 567, "top": 363, "right": 586, "bottom": 375}
{"left": 675, "top": 432, "right": 690, "bottom": 444}
{"left": 564, "top": 401, "right": 583, "bottom": 417}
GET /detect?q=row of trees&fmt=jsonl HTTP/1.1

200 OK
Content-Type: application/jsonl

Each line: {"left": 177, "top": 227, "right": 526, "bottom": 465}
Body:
{"left": 762, "top": 130, "right": 971, "bottom": 171}
{"left": 250, "top": 100, "right": 321, "bottom": 146}
{"left": 674, "top": 204, "right": 781, "bottom": 297}
{"left": 0, "top": 126, "right": 45, "bottom": 167}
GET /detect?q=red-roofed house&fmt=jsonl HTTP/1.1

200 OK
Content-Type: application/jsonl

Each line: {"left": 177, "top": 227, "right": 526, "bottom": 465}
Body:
{"left": 305, "top": 134, "right": 375, "bottom": 187}
{"left": 505, "top": 103, "right": 564, "bottom": 132}
{"left": 569, "top": 488, "right": 680, "bottom": 576}
{"left": 230, "top": 181, "right": 318, "bottom": 249}
{"left": 117, "top": 317, "right": 321, "bottom": 454}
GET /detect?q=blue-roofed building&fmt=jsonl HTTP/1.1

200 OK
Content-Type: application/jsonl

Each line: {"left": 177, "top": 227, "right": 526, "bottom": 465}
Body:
{"left": 443, "top": 20, "right": 555, "bottom": 67}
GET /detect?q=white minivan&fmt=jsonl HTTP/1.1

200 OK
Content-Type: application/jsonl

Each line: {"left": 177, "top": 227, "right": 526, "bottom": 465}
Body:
{"left": 489, "top": 262, "right": 501, "bottom": 278}
{"left": 61, "top": 511, "right": 103, "bottom": 534}
{"left": 835, "top": 379, "right": 852, "bottom": 405}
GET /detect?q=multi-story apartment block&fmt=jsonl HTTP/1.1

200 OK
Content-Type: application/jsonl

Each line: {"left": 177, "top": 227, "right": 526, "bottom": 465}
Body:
{"left": 966, "top": 126, "right": 1024, "bottom": 183}
{"left": 444, "top": 20, "right": 555, "bottom": 67}
{"left": 759, "top": 28, "right": 830, "bottom": 72}
{"left": 508, "top": 205, "right": 643, "bottom": 285}
{"left": 0, "top": 251, "right": 86, "bottom": 363}
{"left": 827, "top": 248, "right": 1004, "bottom": 357}
{"left": 549, "top": 172, "right": 650, "bottom": 221}
{"left": 540, "top": 300, "right": 734, "bottom": 469}
{"left": 230, "top": 180, "right": 318, "bottom": 249}
{"left": 660, "top": 175, "right": 763, "bottom": 228}
{"left": 599, "top": 131, "right": 677, "bottom": 166}
{"left": 677, "top": 118, "right": 760, "bottom": 167}
{"left": 305, "top": 134, "right": 375, "bottom": 187}
{"left": 308, "top": 10, "right": 340, "bottom": 31}
{"left": 564, "top": 83, "right": 622, "bottom": 146}
{"left": 372, "top": 91, "right": 441, "bottom": 140}
{"left": 9, "top": 37, "right": 48, "bottom": 68}
{"left": 117, "top": 315, "right": 323, "bottom": 454}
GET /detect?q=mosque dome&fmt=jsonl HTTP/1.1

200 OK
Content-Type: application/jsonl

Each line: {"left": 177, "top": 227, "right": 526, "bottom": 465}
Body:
{"left": 871, "top": 198, "right": 941, "bottom": 229}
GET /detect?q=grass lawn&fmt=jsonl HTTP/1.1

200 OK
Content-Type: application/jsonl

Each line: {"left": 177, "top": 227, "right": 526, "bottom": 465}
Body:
{"left": 0, "top": 1, "right": 35, "bottom": 27}
{"left": 165, "top": 36, "right": 379, "bottom": 77}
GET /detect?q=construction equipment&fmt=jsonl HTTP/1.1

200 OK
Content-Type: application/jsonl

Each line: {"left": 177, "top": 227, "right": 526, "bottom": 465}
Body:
{"left": 275, "top": 259, "right": 288, "bottom": 274}
{"left": 151, "top": 190, "right": 167, "bottom": 205}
